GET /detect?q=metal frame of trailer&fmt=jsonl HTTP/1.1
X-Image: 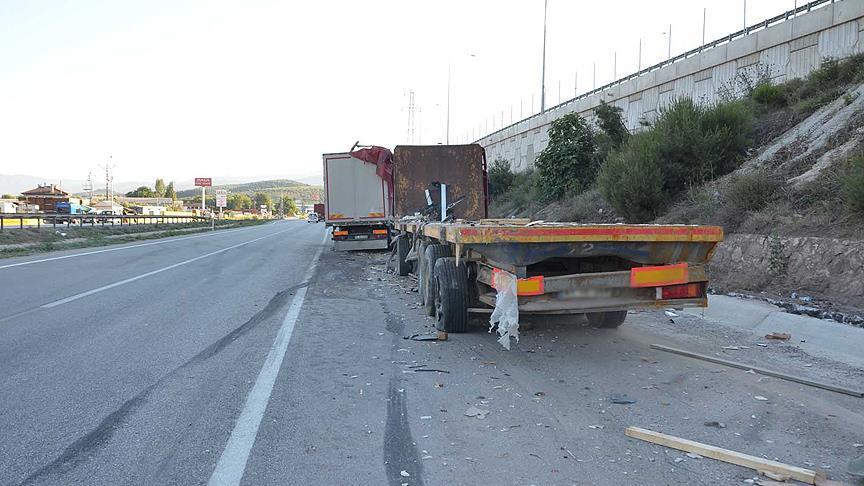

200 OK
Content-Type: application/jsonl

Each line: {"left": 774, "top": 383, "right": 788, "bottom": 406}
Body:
{"left": 395, "top": 220, "right": 724, "bottom": 333}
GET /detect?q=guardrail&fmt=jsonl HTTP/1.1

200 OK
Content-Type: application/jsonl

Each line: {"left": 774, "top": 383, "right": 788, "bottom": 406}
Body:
{"left": 0, "top": 213, "right": 210, "bottom": 231}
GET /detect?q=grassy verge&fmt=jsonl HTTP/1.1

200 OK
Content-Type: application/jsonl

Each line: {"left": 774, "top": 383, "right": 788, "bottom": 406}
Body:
{"left": 0, "top": 219, "right": 270, "bottom": 259}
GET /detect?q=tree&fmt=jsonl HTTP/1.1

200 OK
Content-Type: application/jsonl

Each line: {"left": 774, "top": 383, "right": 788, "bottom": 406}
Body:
{"left": 594, "top": 101, "right": 630, "bottom": 163}
{"left": 125, "top": 186, "right": 155, "bottom": 197}
{"left": 1, "top": 194, "right": 15, "bottom": 199}
{"left": 534, "top": 112, "right": 598, "bottom": 201}
{"left": 154, "top": 178, "right": 166, "bottom": 198}
{"left": 253, "top": 192, "right": 273, "bottom": 211}
{"left": 280, "top": 195, "right": 298, "bottom": 215}
{"left": 165, "top": 181, "right": 177, "bottom": 200}
{"left": 227, "top": 193, "right": 253, "bottom": 210}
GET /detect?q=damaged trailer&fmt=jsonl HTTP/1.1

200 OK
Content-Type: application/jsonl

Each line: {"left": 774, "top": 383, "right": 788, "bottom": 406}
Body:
{"left": 391, "top": 144, "right": 724, "bottom": 349}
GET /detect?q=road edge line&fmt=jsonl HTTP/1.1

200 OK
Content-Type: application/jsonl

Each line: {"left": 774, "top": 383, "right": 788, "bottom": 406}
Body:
{"left": 207, "top": 230, "right": 328, "bottom": 486}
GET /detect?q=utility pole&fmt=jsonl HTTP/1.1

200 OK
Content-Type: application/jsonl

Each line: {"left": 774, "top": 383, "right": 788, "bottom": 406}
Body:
{"left": 613, "top": 51, "right": 617, "bottom": 79}
{"left": 667, "top": 24, "right": 672, "bottom": 59}
{"left": 638, "top": 39, "right": 642, "bottom": 71}
{"left": 702, "top": 8, "right": 707, "bottom": 46}
{"left": 593, "top": 62, "right": 596, "bottom": 90}
{"left": 446, "top": 64, "right": 451, "bottom": 144}
{"left": 574, "top": 72, "right": 578, "bottom": 97}
{"left": 540, "top": 0, "right": 548, "bottom": 112}
{"left": 743, "top": 0, "right": 747, "bottom": 32}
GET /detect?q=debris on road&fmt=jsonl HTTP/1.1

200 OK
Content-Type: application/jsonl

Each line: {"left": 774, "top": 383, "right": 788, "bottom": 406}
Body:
{"left": 754, "top": 396, "right": 769, "bottom": 401}
{"left": 400, "top": 470, "right": 410, "bottom": 477}
{"left": 625, "top": 426, "right": 825, "bottom": 484}
{"left": 609, "top": 394, "right": 637, "bottom": 405}
{"left": 703, "top": 421, "right": 727, "bottom": 429}
{"left": 685, "top": 452, "right": 703, "bottom": 459}
{"left": 765, "top": 332, "right": 792, "bottom": 341}
{"left": 664, "top": 310, "right": 679, "bottom": 318}
{"left": 649, "top": 344, "right": 864, "bottom": 397}
{"left": 758, "top": 469, "right": 790, "bottom": 481}
{"left": 464, "top": 407, "right": 490, "bottom": 419}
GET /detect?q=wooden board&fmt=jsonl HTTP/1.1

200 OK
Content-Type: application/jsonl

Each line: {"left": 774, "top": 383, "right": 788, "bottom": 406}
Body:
{"left": 625, "top": 426, "right": 824, "bottom": 484}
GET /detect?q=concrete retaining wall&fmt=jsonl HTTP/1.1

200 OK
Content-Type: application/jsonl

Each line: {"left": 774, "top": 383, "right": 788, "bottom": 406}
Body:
{"left": 479, "top": 0, "right": 864, "bottom": 171}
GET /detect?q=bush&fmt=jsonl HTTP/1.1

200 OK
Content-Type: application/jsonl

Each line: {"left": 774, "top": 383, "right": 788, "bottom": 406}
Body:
{"left": 594, "top": 101, "right": 629, "bottom": 162}
{"left": 751, "top": 83, "right": 786, "bottom": 107}
{"left": 728, "top": 171, "right": 780, "bottom": 211}
{"left": 842, "top": 154, "right": 864, "bottom": 215}
{"left": 597, "top": 133, "right": 667, "bottom": 222}
{"left": 534, "top": 112, "right": 598, "bottom": 201}
{"left": 488, "top": 157, "right": 515, "bottom": 198}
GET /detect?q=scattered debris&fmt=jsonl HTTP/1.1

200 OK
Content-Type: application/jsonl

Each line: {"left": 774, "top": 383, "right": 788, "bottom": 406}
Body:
{"left": 400, "top": 470, "right": 410, "bottom": 477}
{"left": 754, "top": 396, "right": 769, "bottom": 401}
{"left": 673, "top": 457, "right": 684, "bottom": 463}
{"left": 588, "top": 425, "right": 605, "bottom": 429}
{"left": 412, "top": 368, "right": 450, "bottom": 374}
{"left": 534, "top": 391, "right": 546, "bottom": 398}
{"left": 437, "top": 331, "right": 448, "bottom": 341}
{"left": 640, "top": 357, "right": 658, "bottom": 364}
{"left": 664, "top": 310, "right": 679, "bottom": 318}
{"left": 649, "top": 344, "right": 864, "bottom": 397}
{"left": 433, "top": 382, "right": 444, "bottom": 388}
{"left": 464, "top": 407, "right": 490, "bottom": 419}
{"left": 686, "top": 452, "right": 703, "bottom": 459}
{"left": 756, "top": 343, "right": 768, "bottom": 347}
{"left": 420, "top": 416, "right": 432, "bottom": 420}
{"left": 722, "top": 346, "right": 740, "bottom": 350}
{"left": 704, "top": 421, "right": 726, "bottom": 429}
{"left": 625, "top": 426, "right": 824, "bottom": 484}
{"left": 609, "top": 394, "right": 637, "bottom": 405}
{"left": 765, "top": 332, "right": 791, "bottom": 341}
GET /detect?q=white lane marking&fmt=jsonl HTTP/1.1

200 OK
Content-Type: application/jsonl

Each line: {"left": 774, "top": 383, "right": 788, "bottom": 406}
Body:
{"left": 40, "top": 227, "right": 295, "bottom": 309}
{"left": 0, "top": 223, "right": 279, "bottom": 271}
{"left": 208, "top": 231, "right": 327, "bottom": 486}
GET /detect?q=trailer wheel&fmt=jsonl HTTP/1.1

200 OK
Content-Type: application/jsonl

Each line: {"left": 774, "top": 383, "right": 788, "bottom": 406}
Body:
{"left": 586, "top": 311, "right": 628, "bottom": 329}
{"left": 422, "top": 244, "right": 452, "bottom": 316}
{"left": 434, "top": 257, "right": 470, "bottom": 333}
{"left": 396, "top": 235, "right": 411, "bottom": 276}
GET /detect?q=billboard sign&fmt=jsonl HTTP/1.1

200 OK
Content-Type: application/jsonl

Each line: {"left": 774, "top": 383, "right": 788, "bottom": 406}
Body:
{"left": 194, "top": 178, "right": 212, "bottom": 187}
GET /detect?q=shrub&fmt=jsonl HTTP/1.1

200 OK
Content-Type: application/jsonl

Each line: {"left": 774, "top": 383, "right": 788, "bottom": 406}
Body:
{"left": 534, "top": 112, "right": 598, "bottom": 201}
{"left": 597, "top": 133, "right": 667, "bottom": 222}
{"left": 751, "top": 83, "right": 786, "bottom": 107}
{"left": 728, "top": 171, "right": 780, "bottom": 211}
{"left": 842, "top": 154, "right": 864, "bottom": 215}
{"left": 488, "top": 157, "right": 515, "bottom": 198}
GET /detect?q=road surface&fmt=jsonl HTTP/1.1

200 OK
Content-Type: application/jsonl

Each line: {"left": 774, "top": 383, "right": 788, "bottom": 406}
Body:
{"left": 1, "top": 220, "right": 862, "bottom": 485}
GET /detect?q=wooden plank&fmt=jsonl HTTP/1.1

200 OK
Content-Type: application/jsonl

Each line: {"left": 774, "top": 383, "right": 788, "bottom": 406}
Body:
{"left": 650, "top": 344, "right": 864, "bottom": 397}
{"left": 625, "top": 426, "right": 824, "bottom": 484}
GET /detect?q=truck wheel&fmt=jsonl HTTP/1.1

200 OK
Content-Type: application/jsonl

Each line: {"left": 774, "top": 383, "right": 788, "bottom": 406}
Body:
{"left": 586, "top": 311, "right": 628, "bottom": 329}
{"left": 396, "top": 235, "right": 411, "bottom": 276}
{"left": 434, "top": 257, "right": 469, "bottom": 333}
{"left": 422, "top": 244, "right": 452, "bottom": 316}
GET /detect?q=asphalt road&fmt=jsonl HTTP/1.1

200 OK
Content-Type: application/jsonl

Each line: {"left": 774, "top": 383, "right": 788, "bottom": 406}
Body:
{"left": 1, "top": 221, "right": 862, "bottom": 485}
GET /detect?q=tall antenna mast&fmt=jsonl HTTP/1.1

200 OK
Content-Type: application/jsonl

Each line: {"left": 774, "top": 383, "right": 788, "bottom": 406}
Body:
{"left": 406, "top": 90, "right": 416, "bottom": 143}
{"left": 101, "top": 155, "right": 115, "bottom": 202}
{"left": 83, "top": 171, "right": 94, "bottom": 202}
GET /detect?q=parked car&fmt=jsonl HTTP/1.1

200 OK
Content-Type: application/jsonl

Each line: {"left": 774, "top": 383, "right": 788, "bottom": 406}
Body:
{"left": 306, "top": 212, "right": 319, "bottom": 223}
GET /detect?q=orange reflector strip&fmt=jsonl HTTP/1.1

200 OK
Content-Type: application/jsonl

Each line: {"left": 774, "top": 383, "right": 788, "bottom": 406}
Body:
{"left": 516, "top": 276, "right": 545, "bottom": 296}
{"left": 372, "top": 229, "right": 388, "bottom": 235}
{"left": 333, "top": 230, "right": 348, "bottom": 236}
{"left": 367, "top": 212, "right": 385, "bottom": 217}
{"left": 630, "top": 263, "right": 689, "bottom": 288}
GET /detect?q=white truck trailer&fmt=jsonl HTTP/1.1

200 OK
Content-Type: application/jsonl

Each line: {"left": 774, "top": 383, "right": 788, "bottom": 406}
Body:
{"left": 322, "top": 151, "right": 391, "bottom": 250}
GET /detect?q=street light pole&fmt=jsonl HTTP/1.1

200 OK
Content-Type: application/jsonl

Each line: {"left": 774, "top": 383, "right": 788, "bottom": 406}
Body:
{"left": 540, "top": 0, "right": 548, "bottom": 112}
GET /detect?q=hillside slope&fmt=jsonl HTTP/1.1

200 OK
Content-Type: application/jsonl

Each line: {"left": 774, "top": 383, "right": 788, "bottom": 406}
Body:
{"left": 175, "top": 179, "right": 322, "bottom": 201}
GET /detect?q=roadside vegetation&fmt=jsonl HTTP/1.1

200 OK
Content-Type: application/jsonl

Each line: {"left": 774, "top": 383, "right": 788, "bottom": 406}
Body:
{"left": 490, "top": 54, "right": 864, "bottom": 237}
{"left": 0, "top": 219, "right": 268, "bottom": 259}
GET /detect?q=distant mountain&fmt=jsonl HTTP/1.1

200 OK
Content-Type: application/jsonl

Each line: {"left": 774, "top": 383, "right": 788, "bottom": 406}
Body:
{"left": 175, "top": 179, "right": 323, "bottom": 201}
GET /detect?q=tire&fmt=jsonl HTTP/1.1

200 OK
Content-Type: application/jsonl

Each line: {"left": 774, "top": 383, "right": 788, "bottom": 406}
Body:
{"left": 396, "top": 235, "right": 411, "bottom": 276}
{"left": 422, "top": 244, "right": 452, "bottom": 316}
{"left": 433, "top": 257, "right": 470, "bottom": 333}
{"left": 586, "top": 311, "right": 628, "bottom": 329}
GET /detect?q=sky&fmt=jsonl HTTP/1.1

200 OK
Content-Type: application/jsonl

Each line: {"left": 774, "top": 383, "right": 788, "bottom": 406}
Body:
{"left": 0, "top": 0, "right": 802, "bottom": 189}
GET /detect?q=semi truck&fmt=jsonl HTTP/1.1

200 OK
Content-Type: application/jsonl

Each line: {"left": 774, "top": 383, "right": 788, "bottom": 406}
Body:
{"left": 390, "top": 144, "right": 723, "bottom": 342}
{"left": 322, "top": 147, "right": 392, "bottom": 250}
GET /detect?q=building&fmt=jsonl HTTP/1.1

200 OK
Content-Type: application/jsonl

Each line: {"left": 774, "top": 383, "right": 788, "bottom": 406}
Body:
{"left": 20, "top": 184, "right": 70, "bottom": 213}
{"left": 92, "top": 200, "right": 126, "bottom": 215}
{"left": 116, "top": 196, "right": 174, "bottom": 206}
{"left": 132, "top": 205, "right": 166, "bottom": 215}
{"left": 0, "top": 200, "right": 18, "bottom": 214}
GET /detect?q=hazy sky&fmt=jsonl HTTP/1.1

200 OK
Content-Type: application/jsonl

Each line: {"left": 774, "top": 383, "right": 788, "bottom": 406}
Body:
{"left": 1, "top": 0, "right": 800, "bottom": 186}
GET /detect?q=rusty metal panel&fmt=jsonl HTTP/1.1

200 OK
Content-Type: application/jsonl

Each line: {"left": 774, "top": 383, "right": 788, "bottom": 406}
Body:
{"left": 393, "top": 144, "right": 488, "bottom": 220}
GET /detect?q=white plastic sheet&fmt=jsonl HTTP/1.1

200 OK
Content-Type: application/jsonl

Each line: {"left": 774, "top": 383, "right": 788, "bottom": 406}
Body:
{"left": 489, "top": 270, "right": 519, "bottom": 350}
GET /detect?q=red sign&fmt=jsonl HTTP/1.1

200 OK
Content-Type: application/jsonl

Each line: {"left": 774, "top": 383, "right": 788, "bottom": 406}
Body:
{"left": 194, "top": 178, "right": 212, "bottom": 187}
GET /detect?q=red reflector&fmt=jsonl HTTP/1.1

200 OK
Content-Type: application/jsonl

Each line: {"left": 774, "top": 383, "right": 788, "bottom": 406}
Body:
{"left": 372, "top": 229, "right": 388, "bottom": 235}
{"left": 333, "top": 230, "right": 348, "bottom": 236}
{"left": 660, "top": 283, "right": 702, "bottom": 299}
